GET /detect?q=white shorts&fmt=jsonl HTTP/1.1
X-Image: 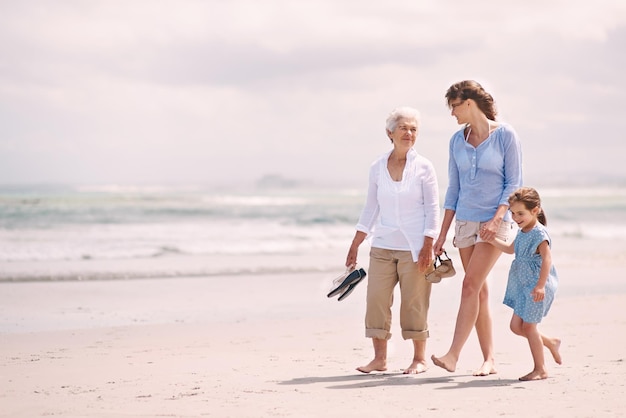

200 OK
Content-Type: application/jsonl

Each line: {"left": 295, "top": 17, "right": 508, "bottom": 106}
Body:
{"left": 453, "top": 220, "right": 514, "bottom": 249}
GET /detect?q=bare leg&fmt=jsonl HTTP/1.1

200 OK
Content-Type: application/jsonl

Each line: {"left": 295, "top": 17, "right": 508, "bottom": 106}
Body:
{"left": 403, "top": 339, "right": 428, "bottom": 374}
{"left": 357, "top": 338, "right": 388, "bottom": 373}
{"left": 431, "top": 243, "right": 502, "bottom": 373}
{"left": 473, "top": 281, "right": 497, "bottom": 376}
{"left": 510, "top": 316, "right": 562, "bottom": 365}
{"left": 543, "top": 336, "right": 562, "bottom": 365}
{"left": 519, "top": 322, "right": 548, "bottom": 381}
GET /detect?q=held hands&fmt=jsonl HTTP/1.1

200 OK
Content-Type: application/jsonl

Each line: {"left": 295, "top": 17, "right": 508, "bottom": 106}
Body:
{"left": 531, "top": 286, "right": 545, "bottom": 302}
{"left": 479, "top": 218, "right": 502, "bottom": 242}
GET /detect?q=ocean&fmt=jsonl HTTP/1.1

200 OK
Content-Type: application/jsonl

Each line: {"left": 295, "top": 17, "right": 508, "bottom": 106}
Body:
{"left": 1, "top": 184, "right": 625, "bottom": 282}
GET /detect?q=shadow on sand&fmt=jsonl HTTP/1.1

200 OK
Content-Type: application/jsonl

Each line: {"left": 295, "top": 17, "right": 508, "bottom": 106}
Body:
{"left": 279, "top": 372, "right": 520, "bottom": 390}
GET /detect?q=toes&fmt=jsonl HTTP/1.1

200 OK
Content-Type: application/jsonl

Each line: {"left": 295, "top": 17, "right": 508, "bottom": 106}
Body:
{"left": 431, "top": 355, "right": 455, "bottom": 372}
{"left": 473, "top": 368, "right": 497, "bottom": 376}
{"left": 403, "top": 365, "right": 427, "bottom": 374}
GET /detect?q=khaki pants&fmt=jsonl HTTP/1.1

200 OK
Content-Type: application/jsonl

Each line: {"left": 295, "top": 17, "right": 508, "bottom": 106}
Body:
{"left": 365, "top": 247, "right": 431, "bottom": 341}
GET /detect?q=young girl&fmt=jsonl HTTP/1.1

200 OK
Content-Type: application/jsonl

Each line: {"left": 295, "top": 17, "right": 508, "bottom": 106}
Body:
{"left": 489, "top": 187, "right": 561, "bottom": 381}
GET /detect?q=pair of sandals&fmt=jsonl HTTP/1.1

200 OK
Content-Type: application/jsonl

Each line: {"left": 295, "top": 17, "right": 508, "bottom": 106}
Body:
{"left": 327, "top": 251, "right": 454, "bottom": 301}
{"left": 326, "top": 266, "right": 367, "bottom": 301}
{"left": 425, "top": 251, "right": 456, "bottom": 283}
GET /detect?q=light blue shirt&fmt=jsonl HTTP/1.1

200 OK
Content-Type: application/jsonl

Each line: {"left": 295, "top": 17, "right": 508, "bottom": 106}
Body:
{"left": 443, "top": 123, "right": 523, "bottom": 222}
{"left": 356, "top": 148, "right": 440, "bottom": 262}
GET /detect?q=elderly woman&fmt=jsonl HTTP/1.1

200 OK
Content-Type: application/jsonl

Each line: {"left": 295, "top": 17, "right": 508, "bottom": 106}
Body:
{"left": 346, "top": 107, "right": 440, "bottom": 374}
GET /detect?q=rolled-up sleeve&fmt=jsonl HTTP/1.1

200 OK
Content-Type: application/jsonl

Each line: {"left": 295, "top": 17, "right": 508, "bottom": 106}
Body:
{"left": 444, "top": 135, "right": 461, "bottom": 212}
{"left": 422, "top": 161, "right": 440, "bottom": 239}
{"left": 499, "top": 127, "right": 523, "bottom": 206}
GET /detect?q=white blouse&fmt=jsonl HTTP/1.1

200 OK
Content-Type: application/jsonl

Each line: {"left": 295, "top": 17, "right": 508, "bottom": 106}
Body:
{"left": 356, "top": 148, "right": 440, "bottom": 262}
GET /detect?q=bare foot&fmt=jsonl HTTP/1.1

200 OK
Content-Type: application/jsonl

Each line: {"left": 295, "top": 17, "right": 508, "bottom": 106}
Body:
{"left": 547, "top": 338, "right": 562, "bottom": 365}
{"left": 403, "top": 360, "right": 428, "bottom": 374}
{"left": 473, "top": 360, "right": 497, "bottom": 376}
{"left": 431, "top": 354, "right": 456, "bottom": 372}
{"left": 356, "top": 359, "right": 387, "bottom": 374}
{"left": 519, "top": 370, "right": 548, "bottom": 381}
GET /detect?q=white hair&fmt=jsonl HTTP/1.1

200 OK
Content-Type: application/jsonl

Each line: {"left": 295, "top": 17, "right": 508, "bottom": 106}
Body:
{"left": 385, "top": 107, "right": 421, "bottom": 133}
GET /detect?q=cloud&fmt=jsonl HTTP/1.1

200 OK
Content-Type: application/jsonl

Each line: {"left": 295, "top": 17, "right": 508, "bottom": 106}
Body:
{"left": 0, "top": 0, "right": 625, "bottom": 186}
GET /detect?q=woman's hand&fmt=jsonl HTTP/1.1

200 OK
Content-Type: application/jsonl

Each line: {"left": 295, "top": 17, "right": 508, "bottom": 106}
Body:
{"left": 346, "top": 245, "right": 358, "bottom": 268}
{"left": 346, "top": 231, "right": 367, "bottom": 268}
{"left": 417, "top": 251, "right": 433, "bottom": 273}
{"left": 433, "top": 235, "right": 446, "bottom": 256}
{"left": 417, "top": 237, "right": 434, "bottom": 272}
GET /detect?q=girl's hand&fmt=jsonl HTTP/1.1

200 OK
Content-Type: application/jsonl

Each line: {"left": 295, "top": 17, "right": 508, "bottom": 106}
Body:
{"left": 479, "top": 218, "right": 502, "bottom": 242}
{"left": 531, "top": 286, "right": 545, "bottom": 302}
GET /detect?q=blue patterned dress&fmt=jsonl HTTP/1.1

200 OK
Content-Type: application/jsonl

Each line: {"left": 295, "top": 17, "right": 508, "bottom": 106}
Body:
{"left": 503, "top": 223, "right": 558, "bottom": 323}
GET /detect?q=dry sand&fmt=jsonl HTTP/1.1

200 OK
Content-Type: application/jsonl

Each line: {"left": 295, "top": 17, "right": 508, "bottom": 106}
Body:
{"left": 1, "top": 237, "right": 625, "bottom": 417}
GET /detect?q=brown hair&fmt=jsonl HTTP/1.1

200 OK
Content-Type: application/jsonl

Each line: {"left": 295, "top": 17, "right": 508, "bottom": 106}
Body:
{"left": 508, "top": 187, "right": 547, "bottom": 226}
{"left": 445, "top": 80, "right": 497, "bottom": 121}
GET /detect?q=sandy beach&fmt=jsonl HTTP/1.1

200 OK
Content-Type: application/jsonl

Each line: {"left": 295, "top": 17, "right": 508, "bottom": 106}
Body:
{"left": 1, "top": 237, "right": 625, "bottom": 417}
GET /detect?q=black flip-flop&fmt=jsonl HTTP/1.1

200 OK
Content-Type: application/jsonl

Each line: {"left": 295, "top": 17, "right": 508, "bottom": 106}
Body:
{"left": 327, "top": 268, "right": 367, "bottom": 298}
{"left": 337, "top": 271, "right": 366, "bottom": 301}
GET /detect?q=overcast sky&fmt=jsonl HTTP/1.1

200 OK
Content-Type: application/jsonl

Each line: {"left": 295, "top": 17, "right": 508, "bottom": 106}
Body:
{"left": 1, "top": 0, "right": 625, "bottom": 189}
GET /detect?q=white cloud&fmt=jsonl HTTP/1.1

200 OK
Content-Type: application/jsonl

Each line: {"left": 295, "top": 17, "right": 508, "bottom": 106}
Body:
{"left": 0, "top": 0, "right": 625, "bottom": 186}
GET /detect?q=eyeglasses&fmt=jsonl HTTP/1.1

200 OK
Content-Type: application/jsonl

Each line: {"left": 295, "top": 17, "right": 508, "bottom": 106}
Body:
{"left": 450, "top": 100, "right": 466, "bottom": 109}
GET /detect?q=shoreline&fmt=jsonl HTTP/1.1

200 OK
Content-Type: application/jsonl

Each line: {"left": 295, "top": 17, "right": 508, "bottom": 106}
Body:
{"left": 1, "top": 234, "right": 624, "bottom": 283}
{"left": 0, "top": 250, "right": 345, "bottom": 283}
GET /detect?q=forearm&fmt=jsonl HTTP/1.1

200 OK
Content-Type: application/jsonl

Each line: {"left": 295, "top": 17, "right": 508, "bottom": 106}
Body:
{"left": 350, "top": 231, "right": 367, "bottom": 249}
{"left": 433, "top": 209, "right": 455, "bottom": 254}
{"left": 537, "top": 253, "right": 552, "bottom": 288}
{"left": 421, "top": 236, "right": 434, "bottom": 253}
{"left": 490, "top": 237, "right": 514, "bottom": 254}
{"left": 439, "top": 209, "right": 456, "bottom": 237}
{"left": 346, "top": 231, "right": 367, "bottom": 267}
{"left": 535, "top": 241, "right": 552, "bottom": 289}
{"left": 492, "top": 204, "right": 509, "bottom": 223}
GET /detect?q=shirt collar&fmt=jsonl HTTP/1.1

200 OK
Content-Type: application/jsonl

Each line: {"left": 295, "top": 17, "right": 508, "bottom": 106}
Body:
{"left": 387, "top": 147, "right": 417, "bottom": 160}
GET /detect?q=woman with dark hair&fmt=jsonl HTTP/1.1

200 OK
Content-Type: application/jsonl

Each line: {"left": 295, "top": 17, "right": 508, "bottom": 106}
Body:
{"left": 431, "top": 80, "right": 523, "bottom": 376}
